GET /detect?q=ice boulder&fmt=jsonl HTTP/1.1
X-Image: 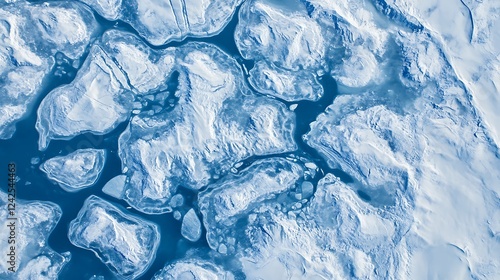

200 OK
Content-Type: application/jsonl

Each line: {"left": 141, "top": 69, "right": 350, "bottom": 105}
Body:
{"left": 0, "top": 191, "right": 70, "bottom": 279}
{"left": 199, "top": 158, "right": 304, "bottom": 253}
{"left": 80, "top": 0, "right": 242, "bottom": 45}
{"left": 153, "top": 259, "right": 234, "bottom": 280}
{"left": 0, "top": 1, "right": 98, "bottom": 139}
{"left": 68, "top": 195, "right": 160, "bottom": 279}
{"left": 118, "top": 42, "right": 296, "bottom": 214}
{"left": 40, "top": 149, "right": 106, "bottom": 192}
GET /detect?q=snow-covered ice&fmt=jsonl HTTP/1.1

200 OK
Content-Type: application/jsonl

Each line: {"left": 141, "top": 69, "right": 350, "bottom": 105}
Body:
{"left": 181, "top": 208, "right": 202, "bottom": 242}
{"left": 40, "top": 149, "right": 106, "bottom": 192}
{"left": 235, "top": 173, "right": 411, "bottom": 279}
{"left": 152, "top": 259, "right": 234, "bottom": 280}
{"left": 0, "top": 191, "right": 70, "bottom": 279}
{"left": 199, "top": 158, "right": 304, "bottom": 253}
{"left": 0, "top": 1, "right": 98, "bottom": 139}
{"left": 68, "top": 195, "right": 160, "bottom": 279}
{"left": 81, "top": 0, "right": 242, "bottom": 45}
{"left": 235, "top": 0, "right": 325, "bottom": 101}
{"left": 118, "top": 42, "right": 296, "bottom": 214}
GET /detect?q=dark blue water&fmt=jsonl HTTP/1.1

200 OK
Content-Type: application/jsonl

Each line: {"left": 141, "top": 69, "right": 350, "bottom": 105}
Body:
{"left": 0, "top": 3, "right": 353, "bottom": 279}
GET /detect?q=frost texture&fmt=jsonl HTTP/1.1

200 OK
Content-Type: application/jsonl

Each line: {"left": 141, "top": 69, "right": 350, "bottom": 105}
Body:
{"left": 80, "top": 0, "right": 242, "bottom": 45}
{"left": 153, "top": 259, "right": 234, "bottom": 280}
{"left": 235, "top": 0, "right": 325, "bottom": 101}
{"left": 68, "top": 195, "right": 160, "bottom": 279}
{"left": 40, "top": 149, "right": 106, "bottom": 192}
{"left": 199, "top": 158, "right": 304, "bottom": 253}
{"left": 118, "top": 42, "right": 296, "bottom": 214}
{"left": 0, "top": 191, "right": 70, "bottom": 279}
{"left": 0, "top": 1, "right": 97, "bottom": 139}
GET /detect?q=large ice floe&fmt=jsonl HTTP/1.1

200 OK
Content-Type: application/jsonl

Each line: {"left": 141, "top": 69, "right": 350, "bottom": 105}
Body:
{"left": 233, "top": 173, "right": 411, "bottom": 279}
{"left": 68, "top": 195, "right": 160, "bottom": 279}
{"left": 36, "top": 29, "right": 178, "bottom": 150}
{"left": 199, "top": 158, "right": 305, "bottom": 254}
{"left": 235, "top": 0, "right": 325, "bottom": 102}
{"left": 80, "top": 0, "right": 242, "bottom": 45}
{"left": 0, "top": 0, "right": 98, "bottom": 139}
{"left": 40, "top": 149, "right": 106, "bottom": 192}
{"left": 117, "top": 42, "right": 296, "bottom": 214}
{"left": 0, "top": 191, "right": 70, "bottom": 279}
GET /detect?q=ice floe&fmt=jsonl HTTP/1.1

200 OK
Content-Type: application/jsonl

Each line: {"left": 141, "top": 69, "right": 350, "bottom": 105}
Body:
{"left": 0, "top": 1, "right": 98, "bottom": 139}
{"left": 81, "top": 0, "right": 242, "bottom": 45}
{"left": 68, "top": 195, "right": 160, "bottom": 279}
{"left": 199, "top": 158, "right": 304, "bottom": 253}
{"left": 0, "top": 191, "right": 70, "bottom": 279}
{"left": 235, "top": 0, "right": 325, "bottom": 101}
{"left": 40, "top": 149, "right": 106, "bottom": 192}
{"left": 118, "top": 42, "right": 296, "bottom": 214}
{"left": 153, "top": 259, "right": 234, "bottom": 280}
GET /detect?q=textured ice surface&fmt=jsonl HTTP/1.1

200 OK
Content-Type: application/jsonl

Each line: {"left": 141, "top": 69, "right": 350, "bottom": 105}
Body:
{"left": 377, "top": 0, "right": 500, "bottom": 150}
{"left": 199, "top": 158, "right": 304, "bottom": 253}
{"left": 153, "top": 259, "right": 234, "bottom": 280}
{"left": 36, "top": 29, "right": 179, "bottom": 150}
{"left": 235, "top": 0, "right": 325, "bottom": 101}
{"left": 0, "top": 1, "right": 97, "bottom": 139}
{"left": 248, "top": 61, "right": 323, "bottom": 102}
{"left": 0, "top": 191, "right": 70, "bottom": 279}
{"left": 118, "top": 42, "right": 296, "bottom": 214}
{"left": 181, "top": 209, "right": 202, "bottom": 242}
{"left": 68, "top": 195, "right": 160, "bottom": 279}
{"left": 40, "top": 149, "right": 106, "bottom": 192}
{"left": 36, "top": 44, "right": 133, "bottom": 150}
{"left": 236, "top": 174, "right": 411, "bottom": 279}
{"left": 81, "top": 0, "right": 242, "bottom": 45}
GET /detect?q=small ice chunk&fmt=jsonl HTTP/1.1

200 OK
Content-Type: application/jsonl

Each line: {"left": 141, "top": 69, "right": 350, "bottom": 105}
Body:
{"left": 301, "top": 181, "right": 314, "bottom": 199}
{"left": 68, "top": 195, "right": 160, "bottom": 279}
{"left": 102, "top": 175, "right": 127, "bottom": 199}
{"left": 173, "top": 211, "right": 182, "bottom": 221}
{"left": 181, "top": 209, "right": 202, "bottom": 242}
{"left": 40, "top": 149, "right": 106, "bottom": 192}
{"left": 153, "top": 259, "right": 234, "bottom": 280}
{"left": 305, "top": 162, "right": 317, "bottom": 170}
{"left": 169, "top": 194, "right": 184, "bottom": 208}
